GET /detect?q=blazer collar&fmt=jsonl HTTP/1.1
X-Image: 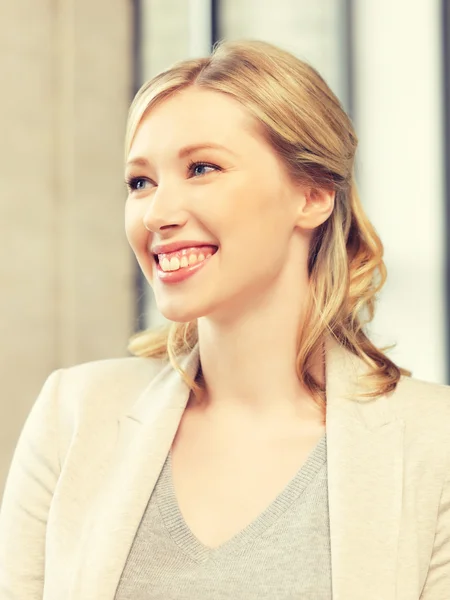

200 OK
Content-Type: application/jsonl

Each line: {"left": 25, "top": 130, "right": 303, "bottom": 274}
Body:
{"left": 69, "top": 335, "right": 404, "bottom": 600}
{"left": 126, "top": 334, "right": 397, "bottom": 430}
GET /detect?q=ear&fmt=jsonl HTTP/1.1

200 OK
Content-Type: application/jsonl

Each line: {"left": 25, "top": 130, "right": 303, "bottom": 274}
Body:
{"left": 295, "top": 186, "right": 335, "bottom": 230}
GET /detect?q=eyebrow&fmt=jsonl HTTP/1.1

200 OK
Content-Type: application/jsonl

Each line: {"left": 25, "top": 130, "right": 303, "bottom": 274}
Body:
{"left": 126, "top": 143, "right": 237, "bottom": 168}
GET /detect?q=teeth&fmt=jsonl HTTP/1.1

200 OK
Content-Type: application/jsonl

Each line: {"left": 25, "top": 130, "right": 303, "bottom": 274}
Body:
{"left": 160, "top": 252, "right": 213, "bottom": 272}
{"left": 161, "top": 258, "right": 171, "bottom": 271}
{"left": 170, "top": 257, "right": 180, "bottom": 270}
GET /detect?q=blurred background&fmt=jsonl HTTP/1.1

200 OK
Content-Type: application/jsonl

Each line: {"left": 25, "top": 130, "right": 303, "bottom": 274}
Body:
{"left": 1, "top": 0, "right": 449, "bottom": 494}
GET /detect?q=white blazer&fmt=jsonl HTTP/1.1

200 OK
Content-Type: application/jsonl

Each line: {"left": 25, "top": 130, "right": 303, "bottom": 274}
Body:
{"left": 0, "top": 336, "right": 449, "bottom": 599}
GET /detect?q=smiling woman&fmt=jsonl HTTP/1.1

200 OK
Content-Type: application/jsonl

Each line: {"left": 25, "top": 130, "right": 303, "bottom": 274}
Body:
{"left": 1, "top": 39, "right": 450, "bottom": 600}
{"left": 124, "top": 40, "right": 406, "bottom": 409}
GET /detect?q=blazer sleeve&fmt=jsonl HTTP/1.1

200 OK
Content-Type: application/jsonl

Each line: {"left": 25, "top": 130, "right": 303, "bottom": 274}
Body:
{"left": 420, "top": 468, "right": 450, "bottom": 598}
{"left": 0, "top": 370, "right": 62, "bottom": 599}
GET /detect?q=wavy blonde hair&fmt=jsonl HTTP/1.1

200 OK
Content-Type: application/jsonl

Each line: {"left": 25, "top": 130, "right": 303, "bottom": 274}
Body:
{"left": 125, "top": 39, "right": 411, "bottom": 414}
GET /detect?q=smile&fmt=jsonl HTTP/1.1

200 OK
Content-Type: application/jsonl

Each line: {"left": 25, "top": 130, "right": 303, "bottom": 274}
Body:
{"left": 157, "top": 246, "right": 217, "bottom": 272}
{"left": 154, "top": 246, "right": 218, "bottom": 284}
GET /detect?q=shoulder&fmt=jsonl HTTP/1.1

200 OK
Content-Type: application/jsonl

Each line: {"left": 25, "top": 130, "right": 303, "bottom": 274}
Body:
{"left": 393, "top": 374, "right": 450, "bottom": 417}
{"left": 53, "top": 355, "right": 171, "bottom": 423}
{"left": 16, "top": 356, "right": 174, "bottom": 473}
{"left": 60, "top": 355, "right": 167, "bottom": 389}
{"left": 390, "top": 374, "right": 450, "bottom": 459}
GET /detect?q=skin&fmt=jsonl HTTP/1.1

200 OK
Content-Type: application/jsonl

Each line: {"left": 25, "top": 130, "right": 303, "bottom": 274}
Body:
{"left": 125, "top": 86, "right": 335, "bottom": 427}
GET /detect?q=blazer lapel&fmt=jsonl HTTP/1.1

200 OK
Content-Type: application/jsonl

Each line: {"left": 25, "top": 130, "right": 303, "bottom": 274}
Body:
{"left": 325, "top": 336, "right": 405, "bottom": 600}
{"left": 69, "top": 337, "right": 405, "bottom": 600}
{"left": 68, "top": 348, "right": 200, "bottom": 600}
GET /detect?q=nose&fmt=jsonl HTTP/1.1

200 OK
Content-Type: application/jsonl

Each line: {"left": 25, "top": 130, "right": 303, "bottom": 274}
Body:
{"left": 142, "top": 182, "right": 188, "bottom": 233}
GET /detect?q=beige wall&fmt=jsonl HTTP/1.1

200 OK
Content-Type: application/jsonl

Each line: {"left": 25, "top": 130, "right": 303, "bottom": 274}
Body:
{"left": 0, "top": 0, "right": 134, "bottom": 494}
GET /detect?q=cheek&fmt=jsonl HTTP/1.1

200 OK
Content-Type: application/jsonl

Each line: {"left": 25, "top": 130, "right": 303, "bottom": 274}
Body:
{"left": 125, "top": 205, "right": 148, "bottom": 255}
{"left": 235, "top": 177, "right": 284, "bottom": 219}
{"left": 198, "top": 186, "right": 280, "bottom": 257}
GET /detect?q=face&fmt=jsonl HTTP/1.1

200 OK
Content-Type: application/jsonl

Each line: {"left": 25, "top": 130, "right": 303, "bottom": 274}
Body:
{"left": 125, "top": 86, "right": 314, "bottom": 324}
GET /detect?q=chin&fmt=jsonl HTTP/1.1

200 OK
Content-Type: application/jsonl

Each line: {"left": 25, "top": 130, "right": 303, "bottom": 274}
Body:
{"left": 157, "top": 300, "right": 209, "bottom": 324}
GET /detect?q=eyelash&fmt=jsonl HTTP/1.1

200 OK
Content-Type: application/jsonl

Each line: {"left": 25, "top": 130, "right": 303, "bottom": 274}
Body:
{"left": 125, "top": 160, "right": 220, "bottom": 191}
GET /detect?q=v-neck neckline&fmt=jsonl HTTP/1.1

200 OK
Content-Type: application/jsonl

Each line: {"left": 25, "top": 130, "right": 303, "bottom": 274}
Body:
{"left": 156, "top": 434, "right": 327, "bottom": 563}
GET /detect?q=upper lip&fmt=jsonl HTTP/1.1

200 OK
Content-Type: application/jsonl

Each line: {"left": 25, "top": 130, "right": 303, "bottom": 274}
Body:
{"left": 151, "top": 241, "right": 218, "bottom": 255}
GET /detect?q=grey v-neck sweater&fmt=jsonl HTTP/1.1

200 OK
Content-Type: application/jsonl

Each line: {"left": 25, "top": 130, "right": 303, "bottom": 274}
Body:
{"left": 115, "top": 434, "right": 331, "bottom": 599}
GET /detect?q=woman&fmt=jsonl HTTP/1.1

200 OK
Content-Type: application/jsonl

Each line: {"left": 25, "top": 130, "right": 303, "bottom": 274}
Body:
{"left": 0, "top": 39, "right": 449, "bottom": 600}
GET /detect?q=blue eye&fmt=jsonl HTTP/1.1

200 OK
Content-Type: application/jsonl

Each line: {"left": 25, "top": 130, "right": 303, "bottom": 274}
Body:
{"left": 126, "top": 177, "right": 151, "bottom": 191}
{"left": 188, "top": 161, "right": 219, "bottom": 177}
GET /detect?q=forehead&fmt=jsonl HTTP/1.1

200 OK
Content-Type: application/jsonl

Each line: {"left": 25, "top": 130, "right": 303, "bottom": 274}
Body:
{"left": 129, "top": 87, "right": 262, "bottom": 157}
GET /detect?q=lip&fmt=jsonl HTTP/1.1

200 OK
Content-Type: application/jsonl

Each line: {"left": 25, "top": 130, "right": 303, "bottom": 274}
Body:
{"left": 151, "top": 240, "right": 218, "bottom": 255}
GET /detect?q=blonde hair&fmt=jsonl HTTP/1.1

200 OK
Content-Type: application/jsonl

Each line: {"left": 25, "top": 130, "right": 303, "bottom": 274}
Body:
{"left": 125, "top": 39, "right": 411, "bottom": 414}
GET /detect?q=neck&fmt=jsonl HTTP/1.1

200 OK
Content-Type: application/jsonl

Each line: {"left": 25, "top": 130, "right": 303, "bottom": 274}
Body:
{"left": 195, "top": 292, "right": 325, "bottom": 422}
